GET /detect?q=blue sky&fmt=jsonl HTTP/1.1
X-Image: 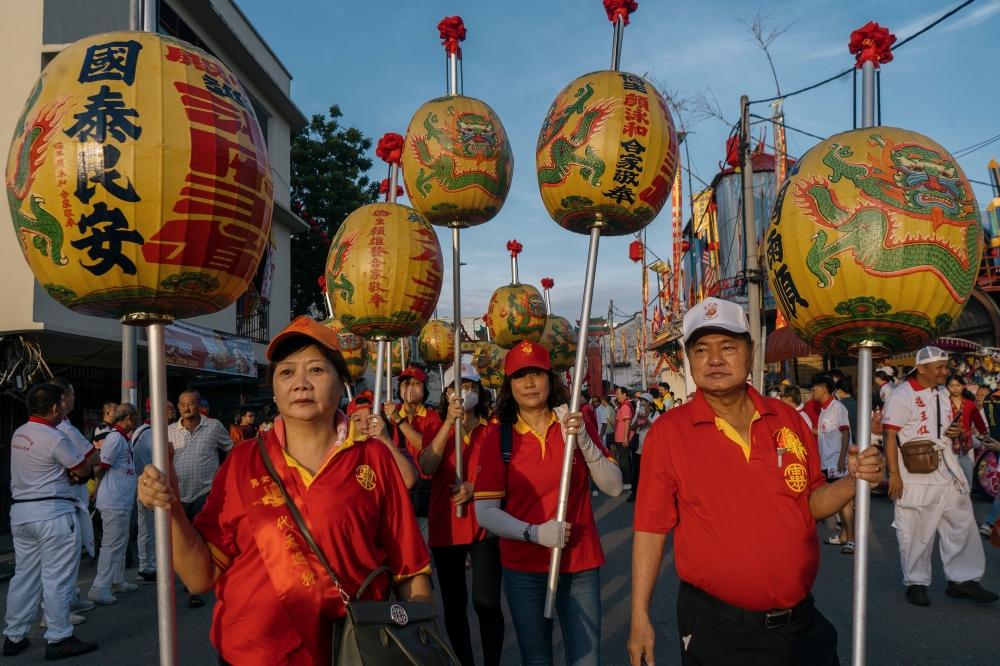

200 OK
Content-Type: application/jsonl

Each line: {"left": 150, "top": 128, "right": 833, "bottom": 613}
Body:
{"left": 237, "top": 0, "right": 1000, "bottom": 321}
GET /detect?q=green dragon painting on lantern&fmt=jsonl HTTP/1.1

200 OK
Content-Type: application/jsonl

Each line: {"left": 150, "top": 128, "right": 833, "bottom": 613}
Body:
{"left": 401, "top": 96, "right": 513, "bottom": 227}
{"left": 486, "top": 283, "right": 547, "bottom": 349}
{"left": 767, "top": 126, "right": 982, "bottom": 355}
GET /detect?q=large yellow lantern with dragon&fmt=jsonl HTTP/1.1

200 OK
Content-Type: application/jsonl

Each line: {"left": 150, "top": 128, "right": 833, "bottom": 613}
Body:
{"left": 472, "top": 341, "right": 507, "bottom": 390}
{"left": 320, "top": 316, "right": 368, "bottom": 381}
{"left": 538, "top": 278, "right": 578, "bottom": 371}
{"left": 325, "top": 202, "right": 443, "bottom": 339}
{"left": 6, "top": 31, "right": 273, "bottom": 319}
{"left": 367, "top": 338, "right": 411, "bottom": 374}
{"left": 765, "top": 130, "right": 980, "bottom": 355}
{"left": 485, "top": 240, "right": 547, "bottom": 349}
{"left": 417, "top": 319, "right": 455, "bottom": 365}
{"left": 536, "top": 70, "right": 677, "bottom": 236}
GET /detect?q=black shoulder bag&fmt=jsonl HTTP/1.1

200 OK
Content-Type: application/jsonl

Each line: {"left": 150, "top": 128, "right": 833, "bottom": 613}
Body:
{"left": 256, "top": 437, "right": 459, "bottom": 666}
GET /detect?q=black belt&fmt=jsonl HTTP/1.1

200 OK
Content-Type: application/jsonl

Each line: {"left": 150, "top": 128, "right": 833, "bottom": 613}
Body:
{"left": 683, "top": 581, "right": 809, "bottom": 629}
{"left": 10, "top": 496, "right": 76, "bottom": 504}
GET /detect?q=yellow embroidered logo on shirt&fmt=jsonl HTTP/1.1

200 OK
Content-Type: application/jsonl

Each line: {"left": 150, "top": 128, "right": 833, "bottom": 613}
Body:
{"left": 784, "top": 463, "right": 807, "bottom": 493}
{"left": 356, "top": 465, "right": 377, "bottom": 490}
{"left": 775, "top": 427, "right": 807, "bottom": 461}
{"left": 253, "top": 482, "right": 286, "bottom": 507}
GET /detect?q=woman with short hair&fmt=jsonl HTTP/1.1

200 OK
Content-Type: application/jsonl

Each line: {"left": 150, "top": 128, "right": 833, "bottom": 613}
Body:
{"left": 137, "top": 316, "right": 431, "bottom": 665}
{"left": 474, "top": 341, "right": 622, "bottom": 666}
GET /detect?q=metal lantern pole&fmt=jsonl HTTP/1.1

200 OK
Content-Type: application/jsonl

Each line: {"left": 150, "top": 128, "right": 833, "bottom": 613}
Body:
{"left": 740, "top": 95, "right": 764, "bottom": 392}
{"left": 373, "top": 341, "right": 386, "bottom": 423}
{"left": 121, "top": 325, "right": 137, "bottom": 405}
{"left": 544, "top": 12, "right": 624, "bottom": 618}
{"left": 386, "top": 162, "right": 401, "bottom": 408}
{"left": 141, "top": 318, "right": 176, "bottom": 666}
{"left": 851, "top": 57, "right": 877, "bottom": 666}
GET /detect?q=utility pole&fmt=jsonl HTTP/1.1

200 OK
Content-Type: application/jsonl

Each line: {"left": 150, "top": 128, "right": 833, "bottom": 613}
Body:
{"left": 740, "top": 95, "right": 764, "bottom": 391}
{"left": 608, "top": 301, "right": 616, "bottom": 390}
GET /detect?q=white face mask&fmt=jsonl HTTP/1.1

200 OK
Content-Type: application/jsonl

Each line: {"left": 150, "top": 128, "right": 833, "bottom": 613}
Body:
{"left": 461, "top": 390, "right": 479, "bottom": 411}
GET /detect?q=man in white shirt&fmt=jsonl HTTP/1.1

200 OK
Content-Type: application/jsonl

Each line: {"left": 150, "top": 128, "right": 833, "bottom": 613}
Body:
{"left": 812, "top": 374, "right": 855, "bottom": 554}
{"left": 87, "top": 404, "right": 140, "bottom": 605}
{"left": 3, "top": 383, "right": 97, "bottom": 659}
{"left": 49, "top": 378, "right": 99, "bottom": 625}
{"left": 883, "top": 346, "right": 998, "bottom": 607}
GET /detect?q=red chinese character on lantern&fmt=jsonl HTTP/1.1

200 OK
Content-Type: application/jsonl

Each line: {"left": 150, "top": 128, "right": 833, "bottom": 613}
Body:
{"left": 621, "top": 122, "right": 648, "bottom": 138}
{"left": 625, "top": 107, "right": 649, "bottom": 125}
{"left": 624, "top": 93, "right": 649, "bottom": 110}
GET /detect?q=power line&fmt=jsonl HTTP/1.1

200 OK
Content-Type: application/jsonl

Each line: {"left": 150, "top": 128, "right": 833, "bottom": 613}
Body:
{"left": 749, "top": 0, "right": 978, "bottom": 105}
{"left": 954, "top": 133, "right": 1000, "bottom": 159}
{"left": 749, "top": 113, "right": 827, "bottom": 142}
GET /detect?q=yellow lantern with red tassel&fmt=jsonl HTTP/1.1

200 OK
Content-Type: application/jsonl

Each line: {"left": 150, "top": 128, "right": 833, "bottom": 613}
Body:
{"left": 486, "top": 240, "right": 547, "bottom": 349}
{"left": 417, "top": 319, "right": 455, "bottom": 365}
{"left": 472, "top": 341, "right": 507, "bottom": 390}
{"left": 325, "top": 201, "right": 443, "bottom": 339}
{"left": 320, "top": 315, "right": 368, "bottom": 382}
{"left": 6, "top": 31, "right": 273, "bottom": 319}
{"left": 538, "top": 278, "right": 578, "bottom": 371}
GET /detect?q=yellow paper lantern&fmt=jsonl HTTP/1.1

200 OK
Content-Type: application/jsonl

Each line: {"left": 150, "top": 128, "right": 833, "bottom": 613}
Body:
{"left": 486, "top": 283, "right": 547, "bottom": 349}
{"left": 539, "top": 315, "right": 578, "bottom": 372}
{"left": 326, "top": 202, "right": 443, "bottom": 339}
{"left": 367, "top": 338, "right": 410, "bottom": 374}
{"left": 320, "top": 316, "right": 368, "bottom": 381}
{"left": 536, "top": 70, "right": 677, "bottom": 236}
{"left": 6, "top": 31, "right": 273, "bottom": 319}
{"left": 472, "top": 341, "right": 507, "bottom": 390}
{"left": 765, "top": 127, "right": 982, "bottom": 355}
{"left": 401, "top": 95, "right": 513, "bottom": 228}
{"left": 417, "top": 319, "right": 455, "bottom": 365}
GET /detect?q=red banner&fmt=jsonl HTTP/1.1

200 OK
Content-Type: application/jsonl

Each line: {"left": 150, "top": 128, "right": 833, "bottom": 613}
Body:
{"left": 587, "top": 340, "right": 603, "bottom": 396}
{"left": 164, "top": 320, "right": 258, "bottom": 377}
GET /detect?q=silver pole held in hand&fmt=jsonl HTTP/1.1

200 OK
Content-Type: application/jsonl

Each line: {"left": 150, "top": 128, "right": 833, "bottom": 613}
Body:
{"left": 452, "top": 227, "right": 465, "bottom": 518}
{"left": 544, "top": 226, "right": 601, "bottom": 618}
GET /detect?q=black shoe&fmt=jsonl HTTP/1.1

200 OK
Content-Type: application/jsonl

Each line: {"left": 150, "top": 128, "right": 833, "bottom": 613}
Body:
{"left": 138, "top": 570, "right": 157, "bottom": 583}
{"left": 626, "top": 493, "right": 636, "bottom": 503}
{"left": 3, "top": 637, "right": 30, "bottom": 656}
{"left": 906, "top": 584, "right": 930, "bottom": 606}
{"left": 946, "top": 581, "right": 1000, "bottom": 603}
{"left": 188, "top": 594, "right": 205, "bottom": 608}
{"left": 44, "top": 636, "right": 97, "bottom": 660}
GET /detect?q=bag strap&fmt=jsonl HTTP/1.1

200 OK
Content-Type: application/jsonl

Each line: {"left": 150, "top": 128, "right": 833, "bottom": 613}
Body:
{"left": 256, "top": 436, "right": 349, "bottom": 604}
{"left": 499, "top": 423, "right": 513, "bottom": 467}
{"left": 937, "top": 393, "right": 941, "bottom": 441}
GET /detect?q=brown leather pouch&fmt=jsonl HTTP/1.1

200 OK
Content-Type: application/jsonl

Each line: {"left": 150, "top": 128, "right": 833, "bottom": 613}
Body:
{"left": 900, "top": 440, "right": 940, "bottom": 474}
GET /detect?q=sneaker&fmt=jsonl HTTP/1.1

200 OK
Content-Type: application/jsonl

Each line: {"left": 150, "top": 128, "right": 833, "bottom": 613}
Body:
{"left": 69, "top": 597, "right": 94, "bottom": 614}
{"left": 110, "top": 582, "right": 138, "bottom": 594}
{"left": 946, "top": 580, "right": 1000, "bottom": 603}
{"left": 591, "top": 490, "right": 599, "bottom": 497}
{"left": 85, "top": 588, "right": 117, "bottom": 605}
{"left": 44, "top": 635, "right": 97, "bottom": 660}
{"left": 136, "top": 570, "right": 157, "bottom": 583}
{"left": 3, "top": 637, "right": 30, "bottom": 656}
{"left": 622, "top": 484, "right": 632, "bottom": 490}
{"left": 40, "top": 613, "right": 86, "bottom": 629}
{"left": 980, "top": 522, "right": 994, "bottom": 539}
{"left": 906, "top": 584, "right": 930, "bottom": 607}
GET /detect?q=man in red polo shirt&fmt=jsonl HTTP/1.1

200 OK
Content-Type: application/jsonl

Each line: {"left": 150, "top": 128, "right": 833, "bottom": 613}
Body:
{"left": 628, "top": 298, "right": 886, "bottom": 666}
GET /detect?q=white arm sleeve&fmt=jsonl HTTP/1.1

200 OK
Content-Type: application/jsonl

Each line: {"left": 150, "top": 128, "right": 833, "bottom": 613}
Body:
{"left": 475, "top": 499, "right": 530, "bottom": 541}
{"left": 588, "top": 455, "right": 623, "bottom": 496}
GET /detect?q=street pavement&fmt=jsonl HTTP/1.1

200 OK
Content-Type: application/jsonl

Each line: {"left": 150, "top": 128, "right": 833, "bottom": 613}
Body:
{"left": 0, "top": 492, "right": 997, "bottom": 664}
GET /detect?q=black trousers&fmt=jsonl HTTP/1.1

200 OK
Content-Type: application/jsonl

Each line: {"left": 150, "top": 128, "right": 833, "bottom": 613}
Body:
{"left": 612, "top": 441, "right": 632, "bottom": 484}
{"left": 631, "top": 452, "right": 642, "bottom": 494}
{"left": 677, "top": 582, "right": 838, "bottom": 666}
{"left": 431, "top": 535, "right": 504, "bottom": 666}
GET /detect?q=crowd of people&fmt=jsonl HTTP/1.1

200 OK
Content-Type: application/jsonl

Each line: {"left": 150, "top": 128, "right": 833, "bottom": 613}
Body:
{"left": 3, "top": 306, "right": 999, "bottom": 664}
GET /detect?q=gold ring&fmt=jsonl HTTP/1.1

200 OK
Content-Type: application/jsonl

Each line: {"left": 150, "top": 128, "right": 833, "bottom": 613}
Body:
{"left": 143, "top": 478, "right": 148, "bottom": 486}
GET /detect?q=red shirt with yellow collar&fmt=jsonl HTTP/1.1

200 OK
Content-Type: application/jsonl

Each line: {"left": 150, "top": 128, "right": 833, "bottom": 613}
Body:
{"left": 633, "top": 387, "right": 825, "bottom": 611}
{"left": 420, "top": 419, "right": 491, "bottom": 547}
{"left": 394, "top": 403, "right": 442, "bottom": 481}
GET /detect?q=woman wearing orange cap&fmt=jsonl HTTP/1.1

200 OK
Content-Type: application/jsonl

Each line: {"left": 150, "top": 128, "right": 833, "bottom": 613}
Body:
{"left": 419, "top": 360, "right": 503, "bottom": 666}
{"left": 474, "top": 341, "right": 622, "bottom": 666}
{"left": 345, "top": 391, "right": 419, "bottom": 491}
{"left": 136, "top": 316, "right": 432, "bottom": 665}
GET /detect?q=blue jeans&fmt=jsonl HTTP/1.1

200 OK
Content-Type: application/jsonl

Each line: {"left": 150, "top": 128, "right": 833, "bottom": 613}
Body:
{"left": 987, "top": 494, "right": 1000, "bottom": 526}
{"left": 503, "top": 567, "right": 601, "bottom": 666}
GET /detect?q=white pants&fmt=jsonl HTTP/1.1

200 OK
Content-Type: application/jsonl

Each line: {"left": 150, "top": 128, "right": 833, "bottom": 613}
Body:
{"left": 136, "top": 500, "right": 156, "bottom": 572}
{"left": 93, "top": 509, "right": 130, "bottom": 590}
{"left": 4, "top": 513, "right": 80, "bottom": 643}
{"left": 892, "top": 483, "right": 985, "bottom": 587}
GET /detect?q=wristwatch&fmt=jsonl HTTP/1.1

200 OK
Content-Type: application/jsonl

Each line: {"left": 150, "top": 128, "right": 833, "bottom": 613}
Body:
{"left": 523, "top": 525, "right": 533, "bottom": 542}
{"left": 395, "top": 418, "right": 404, "bottom": 427}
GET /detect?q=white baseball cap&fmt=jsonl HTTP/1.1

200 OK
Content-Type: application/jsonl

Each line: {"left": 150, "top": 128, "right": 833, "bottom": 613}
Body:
{"left": 682, "top": 297, "right": 750, "bottom": 343}
{"left": 444, "top": 361, "right": 481, "bottom": 386}
{"left": 912, "top": 346, "right": 947, "bottom": 371}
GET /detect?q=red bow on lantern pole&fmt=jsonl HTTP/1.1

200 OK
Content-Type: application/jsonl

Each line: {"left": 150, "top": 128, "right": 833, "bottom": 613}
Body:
{"left": 848, "top": 21, "right": 896, "bottom": 68}
{"left": 506, "top": 240, "right": 523, "bottom": 284}
{"left": 379, "top": 179, "right": 404, "bottom": 201}
{"left": 541, "top": 278, "right": 554, "bottom": 290}
{"left": 604, "top": 0, "right": 638, "bottom": 26}
{"left": 438, "top": 16, "right": 466, "bottom": 55}
{"left": 541, "top": 278, "right": 555, "bottom": 315}
{"left": 376, "top": 132, "right": 404, "bottom": 204}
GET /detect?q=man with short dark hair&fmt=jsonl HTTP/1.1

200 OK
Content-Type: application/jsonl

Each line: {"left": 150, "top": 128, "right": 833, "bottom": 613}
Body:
{"left": 87, "top": 404, "right": 140, "bottom": 605}
{"left": 90, "top": 402, "right": 118, "bottom": 449}
{"left": 168, "top": 390, "right": 234, "bottom": 607}
{"left": 3, "top": 383, "right": 97, "bottom": 659}
{"left": 812, "top": 373, "right": 854, "bottom": 553}
{"left": 614, "top": 385, "right": 635, "bottom": 490}
{"left": 629, "top": 298, "right": 885, "bottom": 665}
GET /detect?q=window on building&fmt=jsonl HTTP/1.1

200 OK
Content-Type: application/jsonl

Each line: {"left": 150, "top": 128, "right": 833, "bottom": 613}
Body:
{"left": 158, "top": 1, "right": 215, "bottom": 55}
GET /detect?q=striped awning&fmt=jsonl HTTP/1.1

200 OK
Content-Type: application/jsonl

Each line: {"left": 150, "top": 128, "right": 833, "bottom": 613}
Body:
{"left": 765, "top": 326, "right": 823, "bottom": 363}
{"left": 932, "top": 337, "right": 980, "bottom": 352}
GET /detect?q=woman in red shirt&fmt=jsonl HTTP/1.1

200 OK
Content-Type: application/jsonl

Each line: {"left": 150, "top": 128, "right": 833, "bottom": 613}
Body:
{"left": 474, "top": 341, "right": 621, "bottom": 666}
{"left": 419, "top": 360, "right": 502, "bottom": 666}
{"left": 945, "top": 374, "right": 989, "bottom": 485}
{"left": 136, "top": 316, "right": 432, "bottom": 665}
